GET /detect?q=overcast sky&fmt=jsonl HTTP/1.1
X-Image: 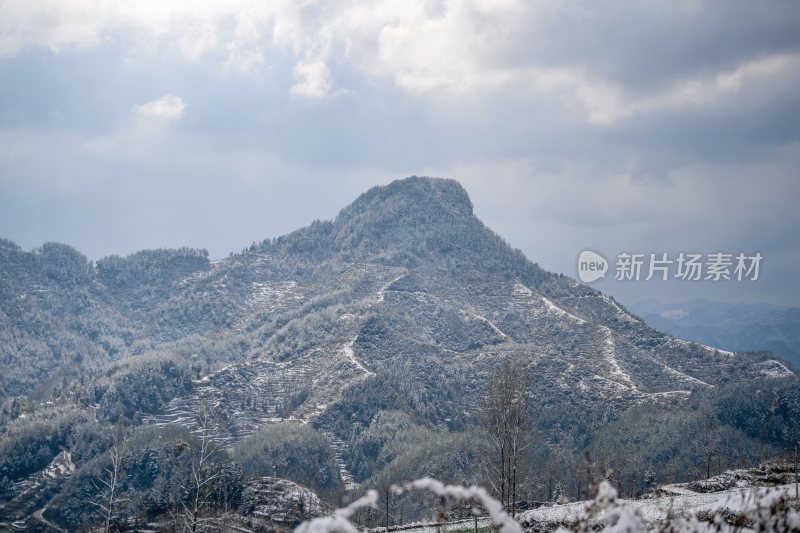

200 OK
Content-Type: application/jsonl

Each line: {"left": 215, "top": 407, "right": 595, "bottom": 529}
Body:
{"left": 1, "top": 1, "right": 798, "bottom": 307}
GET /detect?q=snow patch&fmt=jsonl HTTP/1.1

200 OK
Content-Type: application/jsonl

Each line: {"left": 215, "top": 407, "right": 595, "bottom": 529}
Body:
{"left": 377, "top": 273, "right": 408, "bottom": 303}
{"left": 511, "top": 283, "right": 588, "bottom": 325}
{"left": 758, "top": 359, "right": 794, "bottom": 378}
{"left": 342, "top": 340, "right": 375, "bottom": 378}
{"left": 541, "top": 296, "right": 587, "bottom": 325}
{"left": 645, "top": 390, "right": 692, "bottom": 401}
{"left": 512, "top": 283, "right": 532, "bottom": 296}
{"left": 600, "top": 327, "right": 636, "bottom": 390}
{"left": 469, "top": 313, "right": 508, "bottom": 338}
{"left": 671, "top": 337, "right": 734, "bottom": 357}
{"left": 659, "top": 362, "right": 712, "bottom": 388}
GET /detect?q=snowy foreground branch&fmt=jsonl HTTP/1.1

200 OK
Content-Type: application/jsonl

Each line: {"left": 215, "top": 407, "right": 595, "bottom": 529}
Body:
{"left": 295, "top": 478, "right": 800, "bottom": 533}
{"left": 402, "top": 478, "right": 522, "bottom": 533}
{"left": 295, "top": 490, "right": 379, "bottom": 533}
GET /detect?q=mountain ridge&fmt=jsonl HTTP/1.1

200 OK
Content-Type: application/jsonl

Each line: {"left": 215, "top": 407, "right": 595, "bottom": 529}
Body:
{"left": 0, "top": 177, "right": 792, "bottom": 406}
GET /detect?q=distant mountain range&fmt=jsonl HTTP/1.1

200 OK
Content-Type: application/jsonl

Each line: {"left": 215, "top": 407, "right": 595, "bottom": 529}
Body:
{"left": 629, "top": 299, "right": 800, "bottom": 368}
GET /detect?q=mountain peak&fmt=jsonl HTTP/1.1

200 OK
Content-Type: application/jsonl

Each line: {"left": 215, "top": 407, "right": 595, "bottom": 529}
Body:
{"left": 337, "top": 176, "right": 473, "bottom": 223}
{"left": 330, "top": 177, "right": 479, "bottom": 261}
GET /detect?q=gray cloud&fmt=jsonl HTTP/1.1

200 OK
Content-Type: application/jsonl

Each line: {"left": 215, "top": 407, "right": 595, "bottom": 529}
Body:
{"left": 0, "top": 0, "right": 798, "bottom": 307}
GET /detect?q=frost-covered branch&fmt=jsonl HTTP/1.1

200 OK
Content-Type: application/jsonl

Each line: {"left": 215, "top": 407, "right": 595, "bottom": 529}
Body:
{"left": 295, "top": 490, "right": 379, "bottom": 533}
{"left": 403, "top": 478, "right": 523, "bottom": 533}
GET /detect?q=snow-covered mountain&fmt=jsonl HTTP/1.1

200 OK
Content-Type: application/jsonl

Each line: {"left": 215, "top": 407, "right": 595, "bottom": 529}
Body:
{"left": 2, "top": 177, "right": 792, "bottom": 439}
{"left": 2, "top": 176, "right": 798, "bottom": 530}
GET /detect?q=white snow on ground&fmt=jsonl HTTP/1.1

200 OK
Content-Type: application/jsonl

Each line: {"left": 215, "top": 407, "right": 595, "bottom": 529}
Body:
{"left": 659, "top": 362, "right": 712, "bottom": 388}
{"left": 246, "top": 281, "right": 303, "bottom": 312}
{"left": 633, "top": 483, "right": 798, "bottom": 524}
{"left": 599, "top": 326, "right": 636, "bottom": 390}
{"left": 386, "top": 483, "right": 800, "bottom": 533}
{"left": 588, "top": 374, "right": 632, "bottom": 396}
{"left": 194, "top": 363, "right": 234, "bottom": 384}
{"left": 377, "top": 273, "right": 408, "bottom": 303}
{"left": 511, "top": 282, "right": 587, "bottom": 325}
{"left": 469, "top": 313, "right": 508, "bottom": 338}
{"left": 178, "top": 255, "right": 232, "bottom": 286}
{"left": 518, "top": 483, "right": 800, "bottom": 526}
{"left": 513, "top": 283, "right": 533, "bottom": 296}
{"left": 229, "top": 279, "right": 305, "bottom": 333}
{"left": 44, "top": 451, "right": 75, "bottom": 479}
{"left": 342, "top": 340, "right": 375, "bottom": 378}
{"left": 318, "top": 430, "right": 358, "bottom": 491}
{"left": 659, "top": 483, "right": 699, "bottom": 496}
{"left": 541, "top": 296, "right": 587, "bottom": 325}
{"left": 645, "top": 390, "right": 692, "bottom": 401}
{"left": 758, "top": 359, "right": 795, "bottom": 377}
{"left": 670, "top": 337, "right": 734, "bottom": 357}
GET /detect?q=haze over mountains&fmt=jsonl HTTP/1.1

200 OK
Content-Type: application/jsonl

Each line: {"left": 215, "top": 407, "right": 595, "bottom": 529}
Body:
{"left": 1, "top": 177, "right": 797, "bottom": 530}
{"left": 631, "top": 299, "right": 800, "bottom": 368}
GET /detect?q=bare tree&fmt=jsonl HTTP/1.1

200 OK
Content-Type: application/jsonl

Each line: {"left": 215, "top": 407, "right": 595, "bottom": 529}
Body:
{"left": 182, "top": 411, "right": 221, "bottom": 532}
{"left": 383, "top": 484, "right": 391, "bottom": 533}
{"left": 481, "top": 359, "right": 529, "bottom": 516}
{"left": 92, "top": 424, "right": 127, "bottom": 533}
